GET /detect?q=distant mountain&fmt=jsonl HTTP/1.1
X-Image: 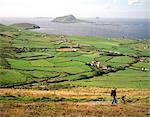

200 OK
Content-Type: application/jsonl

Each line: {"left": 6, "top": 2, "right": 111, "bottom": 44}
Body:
{"left": 52, "top": 15, "right": 91, "bottom": 23}
{"left": 10, "top": 23, "right": 40, "bottom": 30}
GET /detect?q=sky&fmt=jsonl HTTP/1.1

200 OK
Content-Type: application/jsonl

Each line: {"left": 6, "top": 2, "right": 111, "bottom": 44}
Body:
{"left": 0, "top": 0, "right": 149, "bottom": 18}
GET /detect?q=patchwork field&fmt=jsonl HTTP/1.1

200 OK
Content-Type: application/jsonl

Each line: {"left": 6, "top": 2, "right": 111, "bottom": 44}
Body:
{"left": 0, "top": 24, "right": 150, "bottom": 116}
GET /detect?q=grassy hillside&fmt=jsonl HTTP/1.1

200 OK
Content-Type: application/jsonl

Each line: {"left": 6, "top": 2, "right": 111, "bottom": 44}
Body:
{"left": 0, "top": 24, "right": 149, "bottom": 116}
{"left": 0, "top": 24, "right": 149, "bottom": 88}
{"left": 10, "top": 23, "right": 40, "bottom": 29}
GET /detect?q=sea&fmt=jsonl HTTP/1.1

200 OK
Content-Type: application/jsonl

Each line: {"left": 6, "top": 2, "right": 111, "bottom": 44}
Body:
{"left": 0, "top": 17, "right": 149, "bottom": 40}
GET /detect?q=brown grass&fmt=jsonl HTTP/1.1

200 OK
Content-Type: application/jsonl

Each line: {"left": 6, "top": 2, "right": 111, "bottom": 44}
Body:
{"left": 0, "top": 87, "right": 149, "bottom": 117}
{"left": 0, "top": 87, "right": 149, "bottom": 99}
{"left": 0, "top": 101, "right": 149, "bottom": 117}
{"left": 56, "top": 48, "right": 77, "bottom": 52}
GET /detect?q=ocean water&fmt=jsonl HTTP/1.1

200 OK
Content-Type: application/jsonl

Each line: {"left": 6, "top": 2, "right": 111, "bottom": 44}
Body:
{"left": 0, "top": 17, "right": 149, "bottom": 40}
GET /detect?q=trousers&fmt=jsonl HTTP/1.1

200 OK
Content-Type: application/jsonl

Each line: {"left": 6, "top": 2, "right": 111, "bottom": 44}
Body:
{"left": 112, "top": 96, "right": 117, "bottom": 104}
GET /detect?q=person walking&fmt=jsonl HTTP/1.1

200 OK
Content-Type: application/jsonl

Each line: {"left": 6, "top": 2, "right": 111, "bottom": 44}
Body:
{"left": 111, "top": 88, "right": 117, "bottom": 105}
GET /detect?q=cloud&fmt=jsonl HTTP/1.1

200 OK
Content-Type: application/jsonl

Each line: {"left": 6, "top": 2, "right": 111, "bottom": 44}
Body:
{"left": 128, "top": 0, "right": 140, "bottom": 6}
{"left": 104, "top": 4, "right": 111, "bottom": 9}
{"left": 0, "top": 0, "right": 147, "bottom": 18}
{"left": 113, "top": 0, "right": 117, "bottom": 4}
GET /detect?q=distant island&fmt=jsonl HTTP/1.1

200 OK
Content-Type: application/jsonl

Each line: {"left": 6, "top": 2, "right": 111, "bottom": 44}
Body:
{"left": 52, "top": 15, "right": 92, "bottom": 23}
{"left": 10, "top": 23, "right": 40, "bottom": 30}
{"left": 96, "top": 17, "right": 100, "bottom": 19}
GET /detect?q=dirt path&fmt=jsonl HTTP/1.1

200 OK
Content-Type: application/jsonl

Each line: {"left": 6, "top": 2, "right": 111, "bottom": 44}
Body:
{"left": 77, "top": 101, "right": 113, "bottom": 106}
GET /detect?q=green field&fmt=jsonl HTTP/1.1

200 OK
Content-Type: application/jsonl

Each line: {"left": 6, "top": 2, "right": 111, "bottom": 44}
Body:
{"left": 0, "top": 24, "right": 149, "bottom": 89}
{"left": 59, "top": 68, "right": 149, "bottom": 89}
{"left": 0, "top": 24, "right": 150, "bottom": 117}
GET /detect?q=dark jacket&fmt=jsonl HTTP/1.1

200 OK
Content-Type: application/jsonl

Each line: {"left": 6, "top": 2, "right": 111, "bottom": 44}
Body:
{"left": 111, "top": 90, "right": 116, "bottom": 97}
